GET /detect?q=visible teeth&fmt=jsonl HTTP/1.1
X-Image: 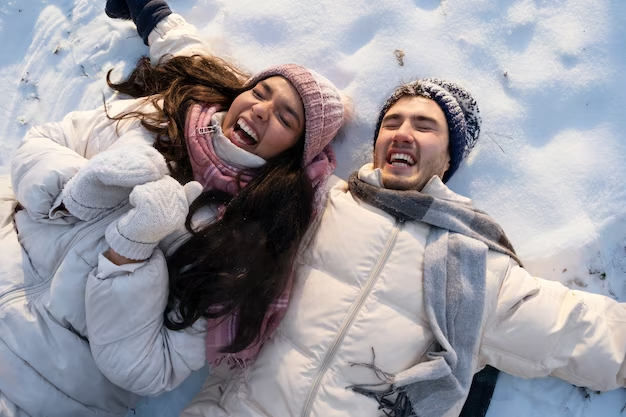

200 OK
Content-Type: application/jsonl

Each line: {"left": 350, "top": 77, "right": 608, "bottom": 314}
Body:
{"left": 237, "top": 119, "right": 258, "bottom": 143}
{"left": 389, "top": 153, "right": 415, "bottom": 165}
{"left": 391, "top": 162, "right": 409, "bottom": 167}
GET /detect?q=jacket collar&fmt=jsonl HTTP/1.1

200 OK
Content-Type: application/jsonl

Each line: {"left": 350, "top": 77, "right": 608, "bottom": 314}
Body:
{"left": 356, "top": 163, "right": 471, "bottom": 205}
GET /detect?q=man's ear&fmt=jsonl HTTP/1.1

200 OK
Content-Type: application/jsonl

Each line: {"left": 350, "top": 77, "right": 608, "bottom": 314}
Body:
{"left": 372, "top": 133, "right": 380, "bottom": 157}
{"left": 440, "top": 153, "right": 451, "bottom": 178}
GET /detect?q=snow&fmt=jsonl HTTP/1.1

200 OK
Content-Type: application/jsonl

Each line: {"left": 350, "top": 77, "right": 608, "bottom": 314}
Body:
{"left": 0, "top": 0, "right": 624, "bottom": 415}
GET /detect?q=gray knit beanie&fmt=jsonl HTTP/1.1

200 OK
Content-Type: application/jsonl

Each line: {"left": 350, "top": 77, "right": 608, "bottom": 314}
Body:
{"left": 373, "top": 78, "right": 481, "bottom": 182}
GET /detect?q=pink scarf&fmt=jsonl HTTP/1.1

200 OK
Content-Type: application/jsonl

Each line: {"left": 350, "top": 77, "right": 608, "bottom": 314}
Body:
{"left": 185, "top": 103, "right": 336, "bottom": 204}
{"left": 203, "top": 291, "right": 291, "bottom": 368}
{"left": 185, "top": 104, "right": 257, "bottom": 196}
{"left": 184, "top": 103, "right": 335, "bottom": 367}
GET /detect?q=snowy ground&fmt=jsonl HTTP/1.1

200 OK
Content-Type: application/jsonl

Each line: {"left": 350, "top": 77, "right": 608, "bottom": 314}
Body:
{"left": 1, "top": 0, "right": 625, "bottom": 415}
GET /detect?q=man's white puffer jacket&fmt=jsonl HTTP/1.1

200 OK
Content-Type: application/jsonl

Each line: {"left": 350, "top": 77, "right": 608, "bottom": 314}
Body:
{"left": 183, "top": 174, "right": 626, "bottom": 417}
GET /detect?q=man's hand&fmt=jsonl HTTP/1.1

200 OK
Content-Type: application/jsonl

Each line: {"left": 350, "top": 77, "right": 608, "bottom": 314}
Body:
{"left": 62, "top": 145, "right": 168, "bottom": 221}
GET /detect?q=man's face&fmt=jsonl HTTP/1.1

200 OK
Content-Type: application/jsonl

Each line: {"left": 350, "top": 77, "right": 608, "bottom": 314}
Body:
{"left": 373, "top": 96, "right": 450, "bottom": 191}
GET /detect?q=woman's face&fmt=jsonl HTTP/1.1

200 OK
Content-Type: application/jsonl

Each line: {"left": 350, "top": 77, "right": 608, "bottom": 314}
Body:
{"left": 221, "top": 76, "right": 306, "bottom": 160}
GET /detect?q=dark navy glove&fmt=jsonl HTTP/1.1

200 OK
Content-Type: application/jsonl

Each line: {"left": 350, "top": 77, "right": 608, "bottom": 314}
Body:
{"left": 105, "top": 0, "right": 131, "bottom": 19}
{"left": 106, "top": 0, "right": 172, "bottom": 45}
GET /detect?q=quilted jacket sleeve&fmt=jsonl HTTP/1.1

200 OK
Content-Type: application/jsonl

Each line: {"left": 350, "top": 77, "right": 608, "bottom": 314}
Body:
{"left": 10, "top": 105, "right": 155, "bottom": 224}
{"left": 10, "top": 110, "right": 98, "bottom": 224}
{"left": 147, "top": 14, "right": 214, "bottom": 64}
{"left": 179, "top": 363, "right": 239, "bottom": 417}
{"left": 11, "top": 14, "right": 217, "bottom": 225}
{"left": 85, "top": 249, "right": 207, "bottom": 396}
{"left": 479, "top": 257, "right": 626, "bottom": 391}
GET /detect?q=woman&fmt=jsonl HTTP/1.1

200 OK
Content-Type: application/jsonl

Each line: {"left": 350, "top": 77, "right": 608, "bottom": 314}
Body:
{"left": 1, "top": 0, "right": 345, "bottom": 416}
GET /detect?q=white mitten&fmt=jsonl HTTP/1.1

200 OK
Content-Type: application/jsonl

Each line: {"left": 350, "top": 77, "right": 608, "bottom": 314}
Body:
{"left": 62, "top": 145, "right": 168, "bottom": 221}
{"left": 105, "top": 177, "right": 203, "bottom": 260}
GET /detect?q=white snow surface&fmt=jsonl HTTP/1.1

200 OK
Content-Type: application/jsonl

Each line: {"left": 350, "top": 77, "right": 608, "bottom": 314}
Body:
{"left": 0, "top": 0, "right": 625, "bottom": 415}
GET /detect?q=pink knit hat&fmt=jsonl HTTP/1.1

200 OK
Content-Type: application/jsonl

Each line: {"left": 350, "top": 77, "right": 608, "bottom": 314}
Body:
{"left": 244, "top": 64, "right": 344, "bottom": 166}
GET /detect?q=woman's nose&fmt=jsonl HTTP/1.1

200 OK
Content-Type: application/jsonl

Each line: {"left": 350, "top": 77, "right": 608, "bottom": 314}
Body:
{"left": 252, "top": 101, "right": 270, "bottom": 121}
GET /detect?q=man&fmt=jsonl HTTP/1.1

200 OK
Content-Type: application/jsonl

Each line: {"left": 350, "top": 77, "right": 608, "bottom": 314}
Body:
{"left": 184, "top": 78, "right": 626, "bottom": 417}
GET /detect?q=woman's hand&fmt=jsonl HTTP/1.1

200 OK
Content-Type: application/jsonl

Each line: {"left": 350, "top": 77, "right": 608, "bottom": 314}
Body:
{"left": 105, "top": 0, "right": 132, "bottom": 19}
{"left": 105, "top": 177, "right": 203, "bottom": 261}
{"left": 104, "top": 248, "right": 142, "bottom": 266}
{"left": 62, "top": 145, "right": 168, "bottom": 221}
{"left": 105, "top": 0, "right": 173, "bottom": 45}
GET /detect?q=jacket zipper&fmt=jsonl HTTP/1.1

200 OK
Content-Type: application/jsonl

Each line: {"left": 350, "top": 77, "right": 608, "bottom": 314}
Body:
{"left": 0, "top": 208, "right": 126, "bottom": 307}
{"left": 197, "top": 125, "right": 217, "bottom": 135}
{"left": 300, "top": 220, "right": 403, "bottom": 417}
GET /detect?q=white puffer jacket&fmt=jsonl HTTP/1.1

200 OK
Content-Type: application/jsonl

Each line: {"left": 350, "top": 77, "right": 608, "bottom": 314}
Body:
{"left": 0, "top": 15, "right": 216, "bottom": 417}
{"left": 183, "top": 174, "right": 626, "bottom": 417}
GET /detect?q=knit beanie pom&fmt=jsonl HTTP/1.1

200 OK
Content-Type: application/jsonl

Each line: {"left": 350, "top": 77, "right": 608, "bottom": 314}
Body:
{"left": 373, "top": 78, "right": 481, "bottom": 183}
{"left": 244, "top": 64, "right": 345, "bottom": 166}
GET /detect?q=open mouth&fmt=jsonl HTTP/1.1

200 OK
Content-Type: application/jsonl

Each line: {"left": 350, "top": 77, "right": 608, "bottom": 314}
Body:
{"left": 387, "top": 152, "right": 416, "bottom": 168}
{"left": 233, "top": 118, "right": 259, "bottom": 146}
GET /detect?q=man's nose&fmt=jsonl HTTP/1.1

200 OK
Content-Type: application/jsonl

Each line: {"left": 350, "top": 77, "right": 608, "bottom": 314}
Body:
{"left": 392, "top": 122, "right": 414, "bottom": 143}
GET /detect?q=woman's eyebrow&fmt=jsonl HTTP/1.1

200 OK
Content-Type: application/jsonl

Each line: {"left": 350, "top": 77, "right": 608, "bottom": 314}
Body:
{"left": 284, "top": 105, "right": 302, "bottom": 128}
{"left": 259, "top": 81, "right": 272, "bottom": 95}
{"left": 259, "top": 81, "right": 274, "bottom": 95}
{"left": 261, "top": 81, "right": 302, "bottom": 127}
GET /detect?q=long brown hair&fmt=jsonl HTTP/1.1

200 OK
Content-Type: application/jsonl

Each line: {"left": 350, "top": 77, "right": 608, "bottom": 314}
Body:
{"left": 107, "top": 54, "right": 249, "bottom": 182}
{"left": 107, "top": 55, "right": 314, "bottom": 352}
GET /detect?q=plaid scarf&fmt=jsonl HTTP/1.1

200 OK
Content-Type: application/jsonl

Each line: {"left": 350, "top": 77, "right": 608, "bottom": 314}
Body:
{"left": 348, "top": 173, "right": 521, "bottom": 417}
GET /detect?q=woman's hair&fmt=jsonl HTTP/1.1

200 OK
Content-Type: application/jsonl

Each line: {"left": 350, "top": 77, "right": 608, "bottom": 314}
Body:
{"left": 166, "top": 139, "right": 312, "bottom": 352}
{"left": 107, "top": 54, "right": 250, "bottom": 182}
{"left": 107, "top": 55, "right": 314, "bottom": 353}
